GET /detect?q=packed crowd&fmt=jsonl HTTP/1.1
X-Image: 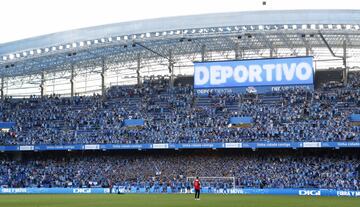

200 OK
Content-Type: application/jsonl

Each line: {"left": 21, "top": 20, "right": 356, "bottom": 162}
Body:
{"left": 0, "top": 73, "right": 359, "bottom": 145}
{"left": 0, "top": 151, "right": 359, "bottom": 190}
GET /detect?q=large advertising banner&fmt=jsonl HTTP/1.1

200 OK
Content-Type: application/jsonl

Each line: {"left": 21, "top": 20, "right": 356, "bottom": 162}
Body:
{"left": 194, "top": 56, "right": 314, "bottom": 89}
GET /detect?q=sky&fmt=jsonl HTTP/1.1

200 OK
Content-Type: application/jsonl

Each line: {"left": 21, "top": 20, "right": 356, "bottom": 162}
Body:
{"left": 1, "top": 0, "right": 360, "bottom": 44}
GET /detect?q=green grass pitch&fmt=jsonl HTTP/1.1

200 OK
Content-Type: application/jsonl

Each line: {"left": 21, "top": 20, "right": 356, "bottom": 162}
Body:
{"left": 0, "top": 194, "right": 359, "bottom": 207}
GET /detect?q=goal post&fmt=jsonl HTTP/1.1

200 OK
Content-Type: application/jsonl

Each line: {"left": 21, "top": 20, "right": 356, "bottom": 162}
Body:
{"left": 186, "top": 176, "right": 236, "bottom": 190}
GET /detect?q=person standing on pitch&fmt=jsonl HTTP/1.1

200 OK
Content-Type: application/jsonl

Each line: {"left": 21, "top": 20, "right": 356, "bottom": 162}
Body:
{"left": 194, "top": 177, "right": 201, "bottom": 200}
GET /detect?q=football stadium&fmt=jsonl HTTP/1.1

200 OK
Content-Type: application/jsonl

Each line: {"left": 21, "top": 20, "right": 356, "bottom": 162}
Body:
{"left": 0, "top": 5, "right": 360, "bottom": 207}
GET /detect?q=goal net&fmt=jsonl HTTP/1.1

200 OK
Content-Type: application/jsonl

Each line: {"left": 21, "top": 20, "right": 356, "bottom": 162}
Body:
{"left": 186, "top": 176, "right": 236, "bottom": 193}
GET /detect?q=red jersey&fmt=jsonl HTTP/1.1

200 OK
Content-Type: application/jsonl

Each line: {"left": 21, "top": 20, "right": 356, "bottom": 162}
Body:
{"left": 193, "top": 179, "right": 201, "bottom": 190}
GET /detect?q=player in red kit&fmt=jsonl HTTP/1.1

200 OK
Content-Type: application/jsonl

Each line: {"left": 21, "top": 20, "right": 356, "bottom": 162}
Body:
{"left": 193, "top": 177, "right": 201, "bottom": 200}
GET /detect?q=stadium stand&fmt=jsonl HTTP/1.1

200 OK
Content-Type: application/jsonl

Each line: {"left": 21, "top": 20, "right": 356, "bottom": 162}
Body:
{"left": 0, "top": 72, "right": 359, "bottom": 145}
{"left": 0, "top": 63, "right": 357, "bottom": 193}
{"left": 0, "top": 150, "right": 359, "bottom": 190}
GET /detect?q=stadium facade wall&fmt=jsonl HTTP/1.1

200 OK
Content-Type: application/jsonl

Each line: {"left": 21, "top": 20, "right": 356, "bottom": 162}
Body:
{"left": 1, "top": 142, "right": 360, "bottom": 152}
{"left": 1, "top": 188, "right": 359, "bottom": 197}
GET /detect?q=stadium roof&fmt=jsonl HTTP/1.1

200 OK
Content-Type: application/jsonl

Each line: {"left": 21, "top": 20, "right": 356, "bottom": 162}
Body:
{"left": 1, "top": 9, "right": 360, "bottom": 77}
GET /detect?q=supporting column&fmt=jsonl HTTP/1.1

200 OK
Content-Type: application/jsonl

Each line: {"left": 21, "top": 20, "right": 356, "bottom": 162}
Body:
{"left": 270, "top": 48, "right": 274, "bottom": 58}
{"left": 137, "top": 53, "right": 141, "bottom": 86}
{"left": 168, "top": 50, "right": 174, "bottom": 87}
{"left": 201, "top": 44, "right": 206, "bottom": 62}
{"left": 235, "top": 43, "right": 242, "bottom": 60}
{"left": 40, "top": 71, "right": 45, "bottom": 98}
{"left": 70, "top": 65, "right": 75, "bottom": 97}
{"left": 1, "top": 77, "right": 4, "bottom": 101}
{"left": 305, "top": 47, "right": 310, "bottom": 56}
{"left": 343, "top": 40, "right": 347, "bottom": 85}
{"left": 101, "top": 58, "right": 106, "bottom": 97}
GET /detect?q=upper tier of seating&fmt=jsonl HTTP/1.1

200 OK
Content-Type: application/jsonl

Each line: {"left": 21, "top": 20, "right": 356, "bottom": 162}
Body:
{"left": 0, "top": 72, "right": 359, "bottom": 145}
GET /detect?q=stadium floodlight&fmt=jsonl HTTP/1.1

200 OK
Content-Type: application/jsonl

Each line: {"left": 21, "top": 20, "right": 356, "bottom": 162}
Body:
{"left": 79, "top": 42, "right": 84, "bottom": 47}
{"left": 337, "top": 25, "right": 342, "bottom": 30}
{"left": 22, "top": 52, "right": 27, "bottom": 56}
{"left": 146, "top": 32, "right": 151, "bottom": 37}
{"left": 346, "top": 25, "right": 351, "bottom": 30}
{"left": 302, "top": 24, "right": 307, "bottom": 29}
{"left": 250, "top": 26, "right": 255, "bottom": 30}
{"left": 292, "top": 25, "right": 297, "bottom": 29}
{"left": 175, "top": 30, "right": 181, "bottom": 35}
{"left": 311, "top": 24, "right": 316, "bottom": 30}
{"left": 258, "top": 25, "right": 264, "bottom": 30}
{"left": 51, "top": 46, "right": 57, "bottom": 51}
{"left": 124, "top": 36, "right": 128, "bottom": 40}
{"left": 234, "top": 26, "right": 239, "bottom": 31}
{"left": 155, "top": 32, "right": 159, "bottom": 37}
{"left": 86, "top": 40, "right": 92, "bottom": 45}
{"left": 218, "top": 28, "right": 223, "bottom": 32}
{"left": 355, "top": 25, "right": 360, "bottom": 30}
{"left": 328, "top": 24, "right": 333, "bottom": 29}
{"left": 318, "top": 24, "right": 324, "bottom": 29}
{"left": 226, "top": 27, "right": 231, "bottom": 31}
{"left": 94, "top": 39, "right": 99, "bottom": 44}
{"left": 66, "top": 44, "right": 71, "bottom": 49}
{"left": 242, "top": 26, "right": 247, "bottom": 30}
{"left": 9, "top": 54, "right": 14, "bottom": 59}
{"left": 108, "top": 37, "right": 112, "bottom": 42}
{"left": 183, "top": 30, "right": 188, "bottom": 34}
{"left": 140, "top": 34, "right": 145, "bottom": 38}
{"left": 15, "top": 53, "right": 20, "bottom": 58}
{"left": 44, "top": 48, "right": 49, "bottom": 52}
{"left": 133, "top": 34, "right": 137, "bottom": 39}
{"left": 29, "top": 50, "right": 34, "bottom": 55}
{"left": 191, "top": 29, "right": 196, "bottom": 33}
{"left": 116, "top": 36, "right": 121, "bottom": 41}
{"left": 59, "top": 45, "right": 64, "bottom": 50}
{"left": 283, "top": 25, "right": 288, "bottom": 29}
{"left": 72, "top": 43, "right": 77, "bottom": 48}
{"left": 101, "top": 38, "right": 105, "bottom": 43}
{"left": 2, "top": 56, "right": 7, "bottom": 60}
{"left": 36, "top": 49, "right": 42, "bottom": 54}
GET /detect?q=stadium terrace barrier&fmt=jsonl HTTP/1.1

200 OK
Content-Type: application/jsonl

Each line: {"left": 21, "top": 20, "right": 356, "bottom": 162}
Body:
{"left": 0, "top": 142, "right": 360, "bottom": 152}
{"left": 1, "top": 188, "right": 360, "bottom": 197}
